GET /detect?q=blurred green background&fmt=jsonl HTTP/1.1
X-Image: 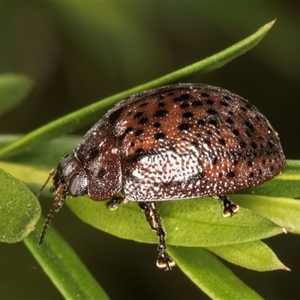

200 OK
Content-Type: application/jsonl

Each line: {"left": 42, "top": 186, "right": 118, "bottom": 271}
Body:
{"left": 0, "top": 2, "right": 300, "bottom": 299}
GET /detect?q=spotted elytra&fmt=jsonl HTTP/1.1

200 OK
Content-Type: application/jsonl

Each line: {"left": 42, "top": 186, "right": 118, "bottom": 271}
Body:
{"left": 38, "top": 83, "right": 285, "bottom": 270}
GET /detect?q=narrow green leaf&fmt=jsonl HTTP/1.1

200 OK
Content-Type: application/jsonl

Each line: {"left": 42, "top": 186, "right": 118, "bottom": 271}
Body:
{"left": 66, "top": 196, "right": 282, "bottom": 247}
{"left": 0, "top": 168, "right": 40, "bottom": 243}
{"left": 0, "top": 74, "right": 34, "bottom": 116}
{"left": 168, "top": 246, "right": 263, "bottom": 300}
{"left": 232, "top": 194, "right": 300, "bottom": 234}
{"left": 206, "top": 241, "right": 289, "bottom": 271}
{"left": 0, "top": 20, "right": 275, "bottom": 158}
{"left": 24, "top": 217, "right": 109, "bottom": 299}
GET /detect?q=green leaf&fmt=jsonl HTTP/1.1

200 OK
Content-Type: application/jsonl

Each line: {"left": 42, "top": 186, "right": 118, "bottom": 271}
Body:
{"left": 0, "top": 168, "right": 40, "bottom": 243}
{"left": 0, "top": 74, "right": 34, "bottom": 116}
{"left": 0, "top": 20, "right": 275, "bottom": 159}
{"left": 66, "top": 196, "right": 282, "bottom": 246}
{"left": 206, "top": 241, "right": 289, "bottom": 271}
{"left": 232, "top": 194, "right": 300, "bottom": 234}
{"left": 168, "top": 246, "right": 263, "bottom": 299}
{"left": 24, "top": 217, "right": 109, "bottom": 299}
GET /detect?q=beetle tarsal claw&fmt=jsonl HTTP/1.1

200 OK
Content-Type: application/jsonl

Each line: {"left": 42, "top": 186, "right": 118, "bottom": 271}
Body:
{"left": 218, "top": 194, "right": 239, "bottom": 217}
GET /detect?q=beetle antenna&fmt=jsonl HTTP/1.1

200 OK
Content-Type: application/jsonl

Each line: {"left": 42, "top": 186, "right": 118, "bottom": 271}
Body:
{"left": 38, "top": 184, "right": 66, "bottom": 246}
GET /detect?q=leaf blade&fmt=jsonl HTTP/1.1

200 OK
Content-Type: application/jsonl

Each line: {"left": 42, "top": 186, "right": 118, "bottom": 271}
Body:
{"left": 66, "top": 196, "right": 283, "bottom": 247}
{"left": 168, "top": 246, "right": 263, "bottom": 300}
{"left": 0, "top": 168, "right": 40, "bottom": 243}
{"left": 206, "top": 241, "right": 289, "bottom": 271}
{"left": 24, "top": 217, "right": 109, "bottom": 299}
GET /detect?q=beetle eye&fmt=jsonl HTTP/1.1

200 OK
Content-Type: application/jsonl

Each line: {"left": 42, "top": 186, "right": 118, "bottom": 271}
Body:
{"left": 68, "top": 174, "right": 87, "bottom": 196}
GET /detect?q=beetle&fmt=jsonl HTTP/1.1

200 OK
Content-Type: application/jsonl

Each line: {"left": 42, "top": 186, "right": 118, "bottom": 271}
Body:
{"left": 38, "top": 83, "right": 285, "bottom": 270}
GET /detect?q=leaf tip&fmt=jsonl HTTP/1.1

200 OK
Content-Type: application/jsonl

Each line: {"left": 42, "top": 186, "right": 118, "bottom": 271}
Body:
{"left": 282, "top": 265, "right": 291, "bottom": 272}
{"left": 266, "top": 19, "right": 276, "bottom": 29}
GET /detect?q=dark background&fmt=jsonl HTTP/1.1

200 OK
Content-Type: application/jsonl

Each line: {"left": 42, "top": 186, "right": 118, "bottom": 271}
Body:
{"left": 0, "top": 2, "right": 300, "bottom": 299}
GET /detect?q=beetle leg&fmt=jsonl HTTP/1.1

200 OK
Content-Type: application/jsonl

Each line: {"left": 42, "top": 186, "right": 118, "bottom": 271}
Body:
{"left": 138, "top": 202, "right": 175, "bottom": 271}
{"left": 107, "top": 193, "right": 128, "bottom": 211}
{"left": 217, "top": 194, "right": 239, "bottom": 217}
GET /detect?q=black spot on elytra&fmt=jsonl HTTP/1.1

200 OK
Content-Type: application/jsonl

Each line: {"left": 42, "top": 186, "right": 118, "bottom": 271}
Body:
{"left": 179, "top": 123, "right": 191, "bottom": 132}
{"left": 208, "top": 119, "right": 217, "bottom": 126}
{"left": 227, "top": 171, "right": 235, "bottom": 178}
{"left": 154, "top": 132, "right": 166, "bottom": 140}
{"left": 180, "top": 103, "right": 190, "bottom": 109}
{"left": 212, "top": 157, "right": 218, "bottom": 165}
{"left": 232, "top": 129, "right": 239, "bottom": 136}
{"left": 139, "top": 117, "right": 148, "bottom": 125}
{"left": 201, "top": 92, "right": 209, "bottom": 97}
{"left": 220, "top": 101, "right": 229, "bottom": 107}
{"left": 153, "top": 122, "right": 161, "bottom": 128}
{"left": 173, "top": 93, "right": 190, "bottom": 102}
{"left": 251, "top": 142, "right": 257, "bottom": 149}
{"left": 207, "top": 109, "right": 217, "bottom": 115}
{"left": 247, "top": 161, "right": 253, "bottom": 167}
{"left": 233, "top": 160, "right": 239, "bottom": 166}
{"left": 98, "top": 168, "right": 107, "bottom": 179}
{"left": 197, "top": 119, "right": 205, "bottom": 126}
{"left": 245, "top": 121, "right": 255, "bottom": 131}
{"left": 206, "top": 99, "right": 214, "bottom": 105}
{"left": 89, "top": 147, "right": 100, "bottom": 160}
{"left": 154, "top": 109, "right": 168, "bottom": 118}
{"left": 158, "top": 102, "right": 165, "bottom": 107}
{"left": 240, "top": 106, "right": 247, "bottom": 112}
{"left": 134, "top": 112, "right": 143, "bottom": 119}
{"left": 135, "top": 129, "right": 144, "bottom": 136}
{"left": 204, "top": 139, "right": 211, "bottom": 147}
{"left": 267, "top": 141, "right": 274, "bottom": 149}
{"left": 130, "top": 142, "right": 135, "bottom": 147}
{"left": 192, "top": 100, "right": 203, "bottom": 107}
{"left": 249, "top": 172, "right": 254, "bottom": 178}
{"left": 182, "top": 112, "right": 193, "bottom": 119}
{"left": 180, "top": 93, "right": 190, "bottom": 100}
{"left": 225, "top": 118, "right": 234, "bottom": 125}
{"left": 219, "top": 138, "right": 226, "bottom": 146}
{"left": 223, "top": 95, "right": 231, "bottom": 101}
{"left": 191, "top": 140, "right": 198, "bottom": 148}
